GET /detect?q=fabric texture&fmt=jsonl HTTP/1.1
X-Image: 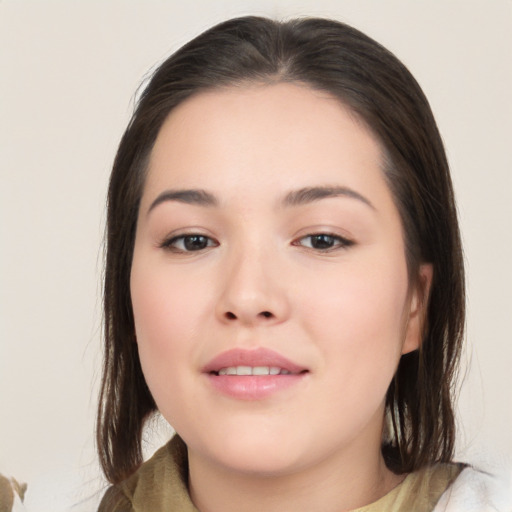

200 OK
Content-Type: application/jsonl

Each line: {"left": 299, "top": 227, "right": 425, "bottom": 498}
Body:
{"left": 98, "top": 437, "right": 195, "bottom": 512}
{"left": 433, "top": 462, "right": 512, "bottom": 512}
{"left": 97, "top": 436, "right": 484, "bottom": 512}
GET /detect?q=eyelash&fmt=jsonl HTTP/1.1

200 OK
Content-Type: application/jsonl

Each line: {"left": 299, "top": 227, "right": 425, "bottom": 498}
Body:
{"left": 160, "top": 234, "right": 219, "bottom": 253}
{"left": 160, "top": 232, "right": 354, "bottom": 253}
{"left": 293, "top": 233, "right": 354, "bottom": 252}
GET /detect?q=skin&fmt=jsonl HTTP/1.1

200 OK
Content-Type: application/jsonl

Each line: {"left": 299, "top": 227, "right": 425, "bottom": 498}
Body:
{"left": 130, "top": 83, "right": 432, "bottom": 512}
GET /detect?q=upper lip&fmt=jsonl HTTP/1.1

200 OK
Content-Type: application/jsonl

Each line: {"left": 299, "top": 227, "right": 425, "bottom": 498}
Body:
{"left": 202, "top": 347, "right": 307, "bottom": 375}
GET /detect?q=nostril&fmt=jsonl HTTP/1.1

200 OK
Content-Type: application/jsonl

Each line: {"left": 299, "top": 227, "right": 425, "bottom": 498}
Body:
{"left": 223, "top": 310, "right": 274, "bottom": 321}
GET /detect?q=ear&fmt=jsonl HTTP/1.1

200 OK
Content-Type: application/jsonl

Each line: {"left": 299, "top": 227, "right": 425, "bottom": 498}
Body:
{"left": 401, "top": 263, "right": 433, "bottom": 355}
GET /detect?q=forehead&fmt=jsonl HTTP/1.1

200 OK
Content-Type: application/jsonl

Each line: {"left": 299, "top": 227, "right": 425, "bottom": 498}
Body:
{"left": 143, "top": 83, "right": 391, "bottom": 210}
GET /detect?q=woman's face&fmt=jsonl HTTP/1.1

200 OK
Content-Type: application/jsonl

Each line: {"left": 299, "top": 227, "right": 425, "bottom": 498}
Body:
{"left": 131, "top": 83, "right": 429, "bottom": 476}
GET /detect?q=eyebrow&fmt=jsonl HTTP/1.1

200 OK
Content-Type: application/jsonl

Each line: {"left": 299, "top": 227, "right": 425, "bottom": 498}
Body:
{"left": 147, "top": 185, "right": 375, "bottom": 215}
{"left": 147, "top": 189, "right": 218, "bottom": 215}
{"left": 282, "top": 186, "right": 375, "bottom": 210}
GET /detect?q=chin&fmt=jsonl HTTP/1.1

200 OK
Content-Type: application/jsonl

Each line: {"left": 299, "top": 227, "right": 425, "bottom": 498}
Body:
{"left": 186, "top": 425, "right": 309, "bottom": 476}
{"left": 213, "top": 447, "right": 304, "bottom": 477}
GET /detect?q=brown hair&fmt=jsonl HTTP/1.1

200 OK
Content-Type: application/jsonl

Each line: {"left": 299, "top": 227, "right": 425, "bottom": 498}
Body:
{"left": 97, "top": 16, "right": 465, "bottom": 484}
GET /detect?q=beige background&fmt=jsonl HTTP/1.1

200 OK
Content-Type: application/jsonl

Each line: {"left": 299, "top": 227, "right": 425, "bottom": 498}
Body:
{"left": 1, "top": 1, "right": 511, "bottom": 509}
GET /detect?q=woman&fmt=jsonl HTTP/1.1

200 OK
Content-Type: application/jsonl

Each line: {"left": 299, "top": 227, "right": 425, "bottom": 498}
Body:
{"left": 96, "top": 16, "right": 503, "bottom": 511}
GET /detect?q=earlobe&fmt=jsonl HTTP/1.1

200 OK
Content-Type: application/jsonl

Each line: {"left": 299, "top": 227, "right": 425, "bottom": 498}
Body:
{"left": 401, "top": 263, "right": 433, "bottom": 355}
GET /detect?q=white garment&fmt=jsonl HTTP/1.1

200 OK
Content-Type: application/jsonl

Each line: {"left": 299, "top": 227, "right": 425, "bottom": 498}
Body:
{"left": 435, "top": 466, "right": 512, "bottom": 512}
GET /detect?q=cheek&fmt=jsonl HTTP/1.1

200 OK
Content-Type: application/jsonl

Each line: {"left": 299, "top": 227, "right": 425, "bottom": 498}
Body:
{"left": 129, "top": 260, "right": 212, "bottom": 404}
{"left": 131, "top": 248, "right": 218, "bottom": 340}
{"left": 301, "top": 256, "right": 409, "bottom": 393}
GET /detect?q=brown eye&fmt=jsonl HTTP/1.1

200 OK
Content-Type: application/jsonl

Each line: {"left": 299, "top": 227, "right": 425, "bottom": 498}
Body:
{"left": 296, "top": 233, "right": 354, "bottom": 251}
{"left": 309, "top": 234, "right": 337, "bottom": 249}
{"left": 182, "top": 235, "right": 210, "bottom": 251}
{"left": 162, "top": 234, "right": 218, "bottom": 252}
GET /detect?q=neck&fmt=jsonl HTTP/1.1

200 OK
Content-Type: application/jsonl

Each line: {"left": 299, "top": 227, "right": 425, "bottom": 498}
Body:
{"left": 187, "top": 437, "right": 403, "bottom": 512}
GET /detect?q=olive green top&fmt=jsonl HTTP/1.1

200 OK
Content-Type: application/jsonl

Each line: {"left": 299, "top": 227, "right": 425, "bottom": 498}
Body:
{"left": 98, "top": 436, "right": 463, "bottom": 512}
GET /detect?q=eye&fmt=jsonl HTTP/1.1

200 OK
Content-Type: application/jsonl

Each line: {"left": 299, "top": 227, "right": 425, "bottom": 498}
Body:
{"left": 161, "top": 234, "right": 218, "bottom": 253}
{"left": 294, "top": 233, "right": 354, "bottom": 251}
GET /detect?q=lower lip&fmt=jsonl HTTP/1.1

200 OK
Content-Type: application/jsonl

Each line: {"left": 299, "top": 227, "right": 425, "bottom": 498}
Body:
{"left": 205, "top": 374, "right": 306, "bottom": 400}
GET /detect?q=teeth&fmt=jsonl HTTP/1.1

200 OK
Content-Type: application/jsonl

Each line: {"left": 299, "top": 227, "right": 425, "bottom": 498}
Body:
{"left": 217, "top": 366, "right": 291, "bottom": 376}
{"left": 253, "top": 366, "right": 269, "bottom": 375}
{"left": 238, "top": 366, "right": 252, "bottom": 375}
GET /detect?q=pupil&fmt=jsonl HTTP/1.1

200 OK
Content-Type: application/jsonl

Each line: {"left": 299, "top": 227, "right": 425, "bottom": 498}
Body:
{"left": 184, "top": 235, "right": 207, "bottom": 251}
{"left": 312, "top": 234, "right": 334, "bottom": 249}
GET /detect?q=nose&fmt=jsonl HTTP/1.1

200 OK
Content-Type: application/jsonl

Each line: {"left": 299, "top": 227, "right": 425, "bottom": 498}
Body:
{"left": 215, "top": 246, "right": 290, "bottom": 327}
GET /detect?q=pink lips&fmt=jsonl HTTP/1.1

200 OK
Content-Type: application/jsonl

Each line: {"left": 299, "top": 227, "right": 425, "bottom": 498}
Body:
{"left": 203, "top": 348, "right": 308, "bottom": 400}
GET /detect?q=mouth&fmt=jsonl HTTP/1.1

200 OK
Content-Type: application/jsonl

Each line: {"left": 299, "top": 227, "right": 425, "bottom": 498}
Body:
{"left": 203, "top": 348, "right": 308, "bottom": 400}
{"left": 203, "top": 347, "right": 308, "bottom": 375}
{"left": 215, "top": 366, "right": 303, "bottom": 376}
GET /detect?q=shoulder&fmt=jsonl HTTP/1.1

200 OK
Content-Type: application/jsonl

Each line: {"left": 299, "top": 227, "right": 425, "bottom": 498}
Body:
{"left": 434, "top": 463, "right": 512, "bottom": 512}
{"left": 98, "top": 435, "right": 195, "bottom": 512}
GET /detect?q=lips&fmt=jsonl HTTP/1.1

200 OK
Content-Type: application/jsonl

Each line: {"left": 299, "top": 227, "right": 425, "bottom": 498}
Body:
{"left": 203, "top": 347, "right": 306, "bottom": 375}
{"left": 202, "top": 348, "right": 308, "bottom": 400}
